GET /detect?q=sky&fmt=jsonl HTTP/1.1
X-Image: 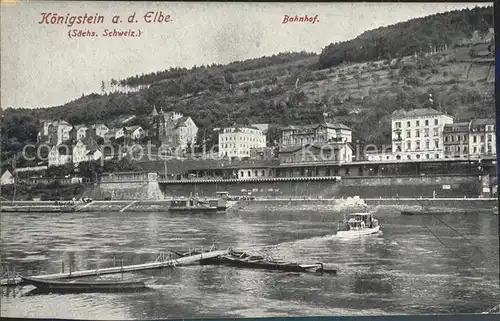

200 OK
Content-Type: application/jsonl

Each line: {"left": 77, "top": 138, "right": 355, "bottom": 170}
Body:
{"left": 1, "top": 1, "right": 490, "bottom": 109}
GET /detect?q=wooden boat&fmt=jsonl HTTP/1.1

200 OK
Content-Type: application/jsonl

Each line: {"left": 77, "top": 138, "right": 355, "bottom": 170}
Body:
{"left": 1, "top": 206, "right": 76, "bottom": 213}
{"left": 21, "top": 276, "right": 147, "bottom": 293}
{"left": 219, "top": 253, "right": 323, "bottom": 273}
{"left": 400, "top": 210, "right": 451, "bottom": 216}
{"left": 337, "top": 212, "right": 380, "bottom": 236}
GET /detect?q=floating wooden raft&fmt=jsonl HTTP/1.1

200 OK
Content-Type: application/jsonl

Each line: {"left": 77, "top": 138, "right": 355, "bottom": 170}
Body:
{"left": 1, "top": 250, "right": 227, "bottom": 286}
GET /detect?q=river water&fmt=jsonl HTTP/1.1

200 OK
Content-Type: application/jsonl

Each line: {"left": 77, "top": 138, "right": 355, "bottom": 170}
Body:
{"left": 1, "top": 206, "right": 499, "bottom": 319}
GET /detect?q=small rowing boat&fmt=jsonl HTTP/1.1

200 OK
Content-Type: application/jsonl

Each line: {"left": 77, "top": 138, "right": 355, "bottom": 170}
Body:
{"left": 21, "top": 276, "right": 147, "bottom": 293}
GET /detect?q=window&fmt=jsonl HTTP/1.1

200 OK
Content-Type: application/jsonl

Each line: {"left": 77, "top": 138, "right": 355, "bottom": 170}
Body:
{"left": 426, "top": 154, "right": 430, "bottom": 159}
{"left": 407, "top": 155, "right": 411, "bottom": 160}
{"left": 480, "top": 136, "right": 484, "bottom": 142}
{"left": 416, "top": 154, "right": 420, "bottom": 159}
{"left": 487, "top": 145, "right": 492, "bottom": 153}
{"left": 481, "top": 146, "right": 485, "bottom": 153}
{"left": 434, "top": 128, "right": 439, "bottom": 136}
{"left": 424, "top": 128, "right": 429, "bottom": 137}
{"left": 240, "top": 171, "right": 244, "bottom": 177}
{"left": 473, "top": 136, "right": 477, "bottom": 143}
{"left": 435, "top": 154, "right": 439, "bottom": 159}
{"left": 406, "top": 130, "right": 411, "bottom": 138}
{"left": 247, "top": 171, "right": 251, "bottom": 177}
{"left": 425, "top": 120, "right": 429, "bottom": 126}
{"left": 445, "top": 146, "right": 449, "bottom": 153}
{"left": 445, "top": 136, "right": 449, "bottom": 142}
{"left": 407, "top": 121, "right": 410, "bottom": 127}
{"left": 416, "top": 141, "right": 420, "bottom": 150}
{"left": 415, "top": 130, "right": 420, "bottom": 138}
{"left": 473, "top": 147, "right": 477, "bottom": 153}
{"left": 416, "top": 120, "right": 420, "bottom": 126}
{"left": 407, "top": 142, "right": 411, "bottom": 150}
{"left": 463, "top": 135, "right": 467, "bottom": 141}
{"left": 434, "top": 119, "right": 438, "bottom": 125}
{"left": 261, "top": 170, "right": 265, "bottom": 176}
{"left": 425, "top": 141, "right": 430, "bottom": 149}
{"left": 395, "top": 122, "right": 401, "bottom": 128}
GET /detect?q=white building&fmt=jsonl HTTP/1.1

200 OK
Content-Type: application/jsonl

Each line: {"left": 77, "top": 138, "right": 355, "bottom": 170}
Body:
{"left": 218, "top": 126, "right": 267, "bottom": 159}
{"left": 72, "top": 137, "right": 102, "bottom": 165}
{"left": 391, "top": 108, "right": 453, "bottom": 161}
{"left": 125, "top": 126, "right": 144, "bottom": 141}
{"left": 468, "top": 118, "right": 496, "bottom": 159}
{"left": 280, "top": 121, "right": 352, "bottom": 146}
{"left": 0, "top": 170, "right": 14, "bottom": 185}
{"left": 37, "top": 120, "right": 73, "bottom": 145}
{"left": 73, "top": 125, "right": 88, "bottom": 141}
{"left": 152, "top": 109, "right": 199, "bottom": 151}
{"left": 48, "top": 145, "right": 73, "bottom": 167}
{"left": 93, "top": 123, "right": 109, "bottom": 138}
{"left": 56, "top": 121, "right": 73, "bottom": 145}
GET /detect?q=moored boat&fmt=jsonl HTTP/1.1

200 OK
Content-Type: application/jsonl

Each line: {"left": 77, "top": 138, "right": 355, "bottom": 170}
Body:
{"left": 219, "top": 255, "right": 321, "bottom": 273}
{"left": 337, "top": 212, "right": 380, "bottom": 236}
{"left": 168, "top": 197, "right": 226, "bottom": 212}
{"left": 21, "top": 276, "right": 147, "bottom": 293}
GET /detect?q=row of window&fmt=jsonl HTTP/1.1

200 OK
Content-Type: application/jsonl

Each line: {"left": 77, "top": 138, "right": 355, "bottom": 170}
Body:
{"left": 239, "top": 170, "right": 267, "bottom": 178}
{"left": 445, "top": 146, "right": 493, "bottom": 154}
{"left": 399, "top": 128, "right": 440, "bottom": 139}
{"left": 444, "top": 135, "right": 493, "bottom": 143}
{"left": 220, "top": 136, "right": 265, "bottom": 143}
{"left": 395, "top": 140, "right": 440, "bottom": 151}
{"left": 396, "top": 154, "right": 440, "bottom": 160}
{"left": 394, "top": 118, "right": 440, "bottom": 128}
{"left": 221, "top": 144, "right": 261, "bottom": 149}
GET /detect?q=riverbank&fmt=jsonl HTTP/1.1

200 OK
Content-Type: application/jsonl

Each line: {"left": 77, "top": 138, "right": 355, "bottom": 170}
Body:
{"left": 0, "top": 198, "right": 496, "bottom": 213}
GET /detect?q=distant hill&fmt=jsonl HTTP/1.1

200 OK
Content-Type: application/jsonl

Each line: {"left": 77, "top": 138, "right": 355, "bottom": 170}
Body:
{"left": 318, "top": 6, "right": 493, "bottom": 68}
{"left": 1, "top": 6, "right": 495, "bottom": 166}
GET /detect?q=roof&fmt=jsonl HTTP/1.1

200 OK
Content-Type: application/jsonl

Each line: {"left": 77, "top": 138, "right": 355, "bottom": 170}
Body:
{"left": 125, "top": 125, "right": 142, "bottom": 132}
{"left": 348, "top": 213, "right": 372, "bottom": 217}
{"left": 175, "top": 117, "right": 190, "bottom": 128}
{"left": 151, "top": 105, "right": 159, "bottom": 116}
{"left": 392, "top": 108, "right": 450, "bottom": 119}
{"left": 279, "top": 142, "right": 350, "bottom": 154}
{"left": 74, "top": 125, "right": 88, "bottom": 130}
{"left": 470, "top": 118, "right": 495, "bottom": 128}
{"left": 81, "top": 136, "right": 100, "bottom": 152}
{"left": 280, "top": 121, "right": 351, "bottom": 131}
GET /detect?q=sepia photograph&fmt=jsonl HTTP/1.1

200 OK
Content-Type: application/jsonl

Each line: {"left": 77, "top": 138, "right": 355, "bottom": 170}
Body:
{"left": 0, "top": 1, "right": 498, "bottom": 320}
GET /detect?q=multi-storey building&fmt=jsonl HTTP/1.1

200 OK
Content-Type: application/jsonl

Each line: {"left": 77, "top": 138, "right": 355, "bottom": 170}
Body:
{"left": 443, "top": 122, "right": 469, "bottom": 158}
{"left": 37, "top": 121, "right": 73, "bottom": 145}
{"left": 72, "top": 137, "right": 102, "bottom": 165}
{"left": 469, "top": 118, "right": 496, "bottom": 159}
{"left": 93, "top": 123, "right": 110, "bottom": 138}
{"left": 280, "top": 121, "right": 352, "bottom": 146}
{"left": 48, "top": 145, "right": 73, "bottom": 167}
{"left": 218, "top": 126, "right": 267, "bottom": 159}
{"left": 391, "top": 108, "right": 454, "bottom": 161}
{"left": 72, "top": 125, "right": 89, "bottom": 141}
{"left": 151, "top": 107, "right": 198, "bottom": 150}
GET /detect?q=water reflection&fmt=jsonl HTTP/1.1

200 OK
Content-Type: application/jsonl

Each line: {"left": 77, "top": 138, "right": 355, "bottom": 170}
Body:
{"left": 1, "top": 208, "right": 498, "bottom": 319}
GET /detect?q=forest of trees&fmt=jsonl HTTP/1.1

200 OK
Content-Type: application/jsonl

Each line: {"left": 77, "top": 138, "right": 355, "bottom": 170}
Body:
{"left": 0, "top": 6, "right": 495, "bottom": 167}
{"left": 318, "top": 6, "right": 493, "bottom": 69}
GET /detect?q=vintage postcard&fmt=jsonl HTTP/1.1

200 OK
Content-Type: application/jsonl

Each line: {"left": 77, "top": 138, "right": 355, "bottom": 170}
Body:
{"left": 0, "top": 1, "right": 498, "bottom": 320}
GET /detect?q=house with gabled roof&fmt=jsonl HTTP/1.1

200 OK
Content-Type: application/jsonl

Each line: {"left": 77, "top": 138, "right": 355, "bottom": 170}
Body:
{"left": 48, "top": 145, "right": 73, "bottom": 167}
{"left": 72, "top": 136, "right": 102, "bottom": 165}
{"left": 151, "top": 106, "right": 199, "bottom": 151}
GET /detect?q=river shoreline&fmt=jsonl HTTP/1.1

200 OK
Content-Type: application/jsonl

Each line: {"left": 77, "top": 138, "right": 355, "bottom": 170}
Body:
{"left": 0, "top": 198, "right": 497, "bottom": 213}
